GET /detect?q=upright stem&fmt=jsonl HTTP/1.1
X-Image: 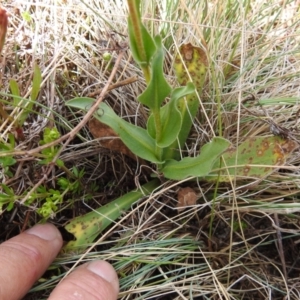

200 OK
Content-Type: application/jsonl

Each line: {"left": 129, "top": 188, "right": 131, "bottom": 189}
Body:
{"left": 127, "top": 0, "right": 151, "bottom": 83}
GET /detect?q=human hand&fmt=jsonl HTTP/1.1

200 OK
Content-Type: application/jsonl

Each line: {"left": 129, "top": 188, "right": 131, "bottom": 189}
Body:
{"left": 0, "top": 223, "right": 119, "bottom": 300}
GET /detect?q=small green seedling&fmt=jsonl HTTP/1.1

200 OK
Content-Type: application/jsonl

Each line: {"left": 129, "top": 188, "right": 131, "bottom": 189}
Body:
{"left": 0, "top": 134, "right": 16, "bottom": 177}
{"left": 39, "top": 127, "right": 64, "bottom": 167}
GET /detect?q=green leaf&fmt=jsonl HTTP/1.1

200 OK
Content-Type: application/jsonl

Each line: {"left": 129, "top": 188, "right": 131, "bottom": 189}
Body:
{"left": 128, "top": 18, "right": 156, "bottom": 65}
{"left": 31, "top": 64, "right": 42, "bottom": 101}
{"left": 63, "top": 179, "right": 160, "bottom": 252}
{"left": 11, "top": 65, "right": 42, "bottom": 126}
{"left": 56, "top": 159, "right": 64, "bottom": 168}
{"left": 127, "top": 0, "right": 156, "bottom": 65}
{"left": 1, "top": 184, "right": 14, "bottom": 196}
{"left": 138, "top": 36, "right": 171, "bottom": 110}
{"left": 162, "top": 137, "right": 230, "bottom": 180}
{"left": 147, "top": 100, "right": 181, "bottom": 147}
{"left": 147, "top": 83, "right": 195, "bottom": 148}
{"left": 97, "top": 103, "right": 161, "bottom": 163}
{"left": 9, "top": 79, "right": 20, "bottom": 106}
{"left": 65, "top": 96, "right": 94, "bottom": 111}
{"left": 6, "top": 201, "right": 14, "bottom": 211}
{"left": 0, "top": 156, "right": 16, "bottom": 167}
{"left": 206, "top": 136, "right": 298, "bottom": 182}
{"left": 66, "top": 97, "right": 161, "bottom": 163}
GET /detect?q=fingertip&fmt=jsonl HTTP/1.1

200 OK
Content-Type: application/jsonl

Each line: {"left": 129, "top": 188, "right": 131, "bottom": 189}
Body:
{"left": 25, "top": 223, "right": 63, "bottom": 250}
{"left": 87, "top": 260, "right": 119, "bottom": 294}
{"left": 49, "top": 260, "right": 119, "bottom": 300}
{"left": 26, "top": 223, "right": 62, "bottom": 242}
{"left": 0, "top": 223, "right": 63, "bottom": 300}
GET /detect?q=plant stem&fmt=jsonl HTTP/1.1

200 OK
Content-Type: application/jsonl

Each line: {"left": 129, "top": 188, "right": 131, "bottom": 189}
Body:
{"left": 127, "top": 0, "right": 151, "bottom": 83}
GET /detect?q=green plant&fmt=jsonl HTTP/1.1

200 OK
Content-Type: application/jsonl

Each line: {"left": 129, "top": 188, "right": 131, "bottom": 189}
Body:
{"left": 21, "top": 164, "right": 85, "bottom": 219}
{"left": 35, "top": 167, "right": 85, "bottom": 218}
{"left": 39, "top": 127, "right": 64, "bottom": 167}
{"left": 64, "top": 0, "right": 230, "bottom": 251}
{"left": 67, "top": 0, "right": 230, "bottom": 180}
{"left": 63, "top": 0, "right": 297, "bottom": 252}
{"left": 10, "top": 64, "right": 42, "bottom": 120}
{"left": 0, "top": 133, "right": 16, "bottom": 177}
{"left": 0, "top": 7, "right": 41, "bottom": 141}
{"left": 0, "top": 183, "right": 15, "bottom": 213}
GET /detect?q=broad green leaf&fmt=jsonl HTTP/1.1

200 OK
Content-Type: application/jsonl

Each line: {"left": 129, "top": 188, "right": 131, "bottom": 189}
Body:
{"left": 138, "top": 36, "right": 172, "bottom": 110}
{"left": 174, "top": 43, "right": 208, "bottom": 140}
{"left": 147, "top": 83, "right": 195, "bottom": 148}
{"left": 31, "top": 64, "right": 42, "bottom": 101}
{"left": 162, "top": 137, "right": 230, "bottom": 180}
{"left": 206, "top": 136, "right": 298, "bottom": 182}
{"left": 98, "top": 103, "right": 160, "bottom": 163}
{"left": 66, "top": 98, "right": 161, "bottom": 163}
{"left": 63, "top": 179, "right": 160, "bottom": 252}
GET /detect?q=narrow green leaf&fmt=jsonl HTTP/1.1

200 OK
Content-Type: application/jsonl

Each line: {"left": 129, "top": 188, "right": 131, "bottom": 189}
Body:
{"left": 162, "top": 86, "right": 198, "bottom": 160}
{"left": 9, "top": 79, "right": 21, "bottom": 107}
{"left": 31, "top": 64, "right": 42, "bottom": 101}
{"left": 63, "top": 179, "right": 160, "bottom": 252}
{"left": 138, "top": 36, "right": 171, "bottom": 110}
{"left": 11, "top": 65, "right": 42, "bottom": 126}
{"left": 162, "top": 137, "right": 230, "bottom": 180}
{"left": 1, "top": 184, "right": 14, "bottom": 196}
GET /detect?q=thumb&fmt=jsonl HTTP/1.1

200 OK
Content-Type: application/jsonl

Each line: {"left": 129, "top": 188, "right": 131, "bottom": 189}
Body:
{"left": 48, "top": 260, "right": 119, "bottom": 300}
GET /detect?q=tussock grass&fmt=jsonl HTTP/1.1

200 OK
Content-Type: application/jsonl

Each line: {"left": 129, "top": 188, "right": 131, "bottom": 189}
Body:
{"left": 1, "top": 0, "right": 300, "bottom": 299}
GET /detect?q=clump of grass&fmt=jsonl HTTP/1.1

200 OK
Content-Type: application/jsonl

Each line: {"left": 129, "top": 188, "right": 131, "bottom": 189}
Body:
{"left": 1, "top": 0, "right": 300, "bottom": 299}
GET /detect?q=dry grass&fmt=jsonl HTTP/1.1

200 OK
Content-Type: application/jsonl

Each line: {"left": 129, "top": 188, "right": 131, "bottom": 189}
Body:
{"left": 1, "top": 0, "right": 300, "bottom": 299}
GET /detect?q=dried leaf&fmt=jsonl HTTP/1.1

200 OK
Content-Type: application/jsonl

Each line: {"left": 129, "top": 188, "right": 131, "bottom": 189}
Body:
{"left": 88, "top": 118, "right": 137, "bottom": 160}
{"left": 177, "top": 187, "right": 197, "bottom": 213}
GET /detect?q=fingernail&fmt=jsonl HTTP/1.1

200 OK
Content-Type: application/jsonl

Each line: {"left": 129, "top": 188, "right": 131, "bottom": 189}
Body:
{"left": 87, "top": 261, "right": 118, "bottom": 285}
{"left": 26, "top": 223, "right": 61, "bottom": 241}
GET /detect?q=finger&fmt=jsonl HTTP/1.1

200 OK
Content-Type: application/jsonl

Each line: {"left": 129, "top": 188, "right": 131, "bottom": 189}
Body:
{"left": 0, "top": 223, "right": 63, "bottom": 300}
{"left": 49, "top": 260, "right": 119, "bottom": 300}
